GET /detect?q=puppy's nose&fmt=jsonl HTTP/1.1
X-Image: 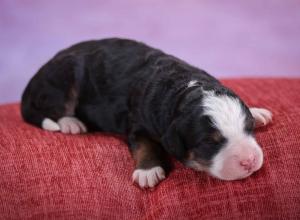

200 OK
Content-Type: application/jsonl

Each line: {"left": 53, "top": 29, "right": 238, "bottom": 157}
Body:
{"left": 240, "top": 154, "right": 256, "bottom": 172}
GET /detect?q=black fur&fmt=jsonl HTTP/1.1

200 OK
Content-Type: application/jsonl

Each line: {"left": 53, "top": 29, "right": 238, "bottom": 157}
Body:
{"left": 21, "top": 38, "right": 254, "bottom": 167}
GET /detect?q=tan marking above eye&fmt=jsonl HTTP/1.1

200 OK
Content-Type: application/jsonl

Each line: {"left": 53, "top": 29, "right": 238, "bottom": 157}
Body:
{"left": 211, "top": 131, "right": 223, "bottom": 142}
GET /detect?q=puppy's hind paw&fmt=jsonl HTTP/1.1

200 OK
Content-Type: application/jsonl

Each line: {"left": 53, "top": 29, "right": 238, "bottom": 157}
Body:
{"left": 132, "top": 166, "right": 166, "bottom": 188}
{"left": 57, "top": 116, "right": 87, "bottom": 134}
{"left": 250, "top": 107, "right": 272, "bottom": 128}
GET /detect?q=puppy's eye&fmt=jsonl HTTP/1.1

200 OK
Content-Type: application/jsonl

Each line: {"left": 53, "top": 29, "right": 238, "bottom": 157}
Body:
{"left": 245, "top": 117, "right": 255, "bottom": 133}
{"left": 210, "top": 131, "right": 223, "bottom": 143}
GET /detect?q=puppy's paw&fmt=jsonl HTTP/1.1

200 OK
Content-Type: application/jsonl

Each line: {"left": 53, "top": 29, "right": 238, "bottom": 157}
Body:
{"left": 57, "top": 116, "right": 87, "bottom": 134}
{"left": 250, "top": 107, "right": 272, "bottom": 128}
{"left": 132, "top": 166, "right": 165, "bottom": 188}
{"left": 42, "top": 118, "right": 60, "bottom": 131}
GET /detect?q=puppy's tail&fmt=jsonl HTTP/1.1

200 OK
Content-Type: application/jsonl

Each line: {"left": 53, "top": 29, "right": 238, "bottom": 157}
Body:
{"left": 41, "top": 118, "right": 60, "bottom": 131}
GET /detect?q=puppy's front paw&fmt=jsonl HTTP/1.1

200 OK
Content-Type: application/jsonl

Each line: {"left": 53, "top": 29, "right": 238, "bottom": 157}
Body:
{"left": 250, "top": 107, "right": 272, "bottom": 128}
{"left": 57, "top": 116, "right": 87, "bottom": 134}
{"left": 132, "top": 166, "right": 165, "bottom": 188}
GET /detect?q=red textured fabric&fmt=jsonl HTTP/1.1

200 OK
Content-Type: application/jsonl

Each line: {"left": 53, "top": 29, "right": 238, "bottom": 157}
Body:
{"left": 0, "top": 79, "right": 300, "bottom": 219}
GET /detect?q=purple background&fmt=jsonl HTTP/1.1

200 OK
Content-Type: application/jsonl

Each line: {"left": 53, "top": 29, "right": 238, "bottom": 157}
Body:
{"left": 1, "top": 0, "right": 300, "bottom": 104}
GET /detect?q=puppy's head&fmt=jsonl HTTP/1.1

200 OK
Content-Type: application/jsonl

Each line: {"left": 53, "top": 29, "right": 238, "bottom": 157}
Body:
{"left": 162, "top": 90, "right": 263, "bottom": 180}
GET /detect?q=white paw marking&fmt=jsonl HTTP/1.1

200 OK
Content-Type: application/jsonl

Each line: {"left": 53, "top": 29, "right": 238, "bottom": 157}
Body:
{"left": 42, "top": 118, "right": 60, "bottom": 131}
{"left": 132, "top": 166, "right": 165, "bottom": 188}
{"left": 250, "top": 107, "right": 272, "bottom": 127}
{"left": 57, "top": 116, "right": 87, "bottom": 134}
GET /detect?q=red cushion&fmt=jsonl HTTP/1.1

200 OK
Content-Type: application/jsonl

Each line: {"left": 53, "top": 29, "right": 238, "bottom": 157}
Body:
{"left": 0, "top": 79, "right": 299, "bottom": 219}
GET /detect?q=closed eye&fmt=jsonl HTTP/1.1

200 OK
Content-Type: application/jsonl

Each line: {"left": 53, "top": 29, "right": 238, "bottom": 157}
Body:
{"left": 244, "top": 117, "right": 255, "bottom": 133}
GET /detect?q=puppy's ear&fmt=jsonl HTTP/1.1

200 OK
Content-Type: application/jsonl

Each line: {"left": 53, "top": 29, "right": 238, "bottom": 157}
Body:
{"left": 161, "top": 119, "right": 187, "bottom": 161}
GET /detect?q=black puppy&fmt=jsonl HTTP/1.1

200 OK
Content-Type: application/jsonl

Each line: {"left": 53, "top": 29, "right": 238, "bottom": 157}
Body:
{"left": 21, "top": 38, "right": 272, "bottom": 188}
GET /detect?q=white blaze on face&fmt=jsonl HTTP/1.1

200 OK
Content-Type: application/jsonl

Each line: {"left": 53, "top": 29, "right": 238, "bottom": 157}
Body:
{"left": 202, "top": 91, "right": 264, "bottom": 180}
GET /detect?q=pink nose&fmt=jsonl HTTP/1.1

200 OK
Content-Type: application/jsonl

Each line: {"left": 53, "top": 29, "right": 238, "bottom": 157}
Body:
{"left": 240, "top": 155, "right": 256, "bottom": 172}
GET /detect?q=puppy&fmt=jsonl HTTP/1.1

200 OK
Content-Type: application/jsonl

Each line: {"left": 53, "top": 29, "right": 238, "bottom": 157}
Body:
{"left": 21, "top": 38, "right": 272, "bottom": 188}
